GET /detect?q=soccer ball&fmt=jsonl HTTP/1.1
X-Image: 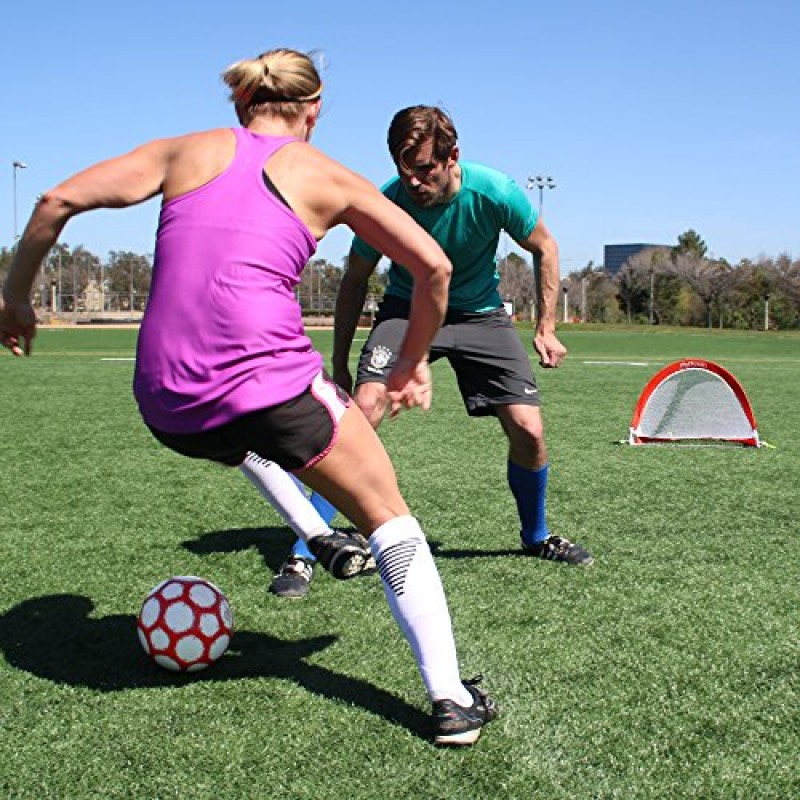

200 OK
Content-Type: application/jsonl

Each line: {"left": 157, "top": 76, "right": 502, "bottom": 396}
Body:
{"left": 137, "top": 576, "right": 234, "bottom": 672}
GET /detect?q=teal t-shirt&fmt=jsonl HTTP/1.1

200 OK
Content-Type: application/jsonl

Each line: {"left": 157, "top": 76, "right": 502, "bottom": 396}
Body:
{"left": 351, "top": 161, "right": 538, "bottom": 312}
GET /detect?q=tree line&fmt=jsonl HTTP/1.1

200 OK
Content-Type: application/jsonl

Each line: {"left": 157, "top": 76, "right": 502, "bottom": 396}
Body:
{"left": 0, "top": 245, "right": 154, "bottom": 313}
{"left": 2, "top": 229, "right": 797, "bottom": 328}
{"left": 0, "top": 247, "right": 386, "bottom": 317}
{"left": 498, "top": 230, "right": 799, "bottom": 329}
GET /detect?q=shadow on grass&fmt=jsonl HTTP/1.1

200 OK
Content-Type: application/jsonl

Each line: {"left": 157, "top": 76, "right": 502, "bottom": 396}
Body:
{"left": 182, "top": 526, "right": 298, "bottom": 574}
{"left": 183, "top": 528, "right": 524, "bottom": 567}
{"left": 0, "top": 594, "right": 430, "bottom": 740}
{"left": 428, "top": 540, "right": 522, "bottom": 559}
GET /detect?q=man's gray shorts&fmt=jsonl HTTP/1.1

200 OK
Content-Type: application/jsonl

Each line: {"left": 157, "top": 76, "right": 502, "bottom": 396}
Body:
{"left": 355, "top": 295, "right": 540, "bottom": 416}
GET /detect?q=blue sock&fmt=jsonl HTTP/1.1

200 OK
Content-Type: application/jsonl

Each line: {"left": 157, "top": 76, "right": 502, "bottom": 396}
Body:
{"left": 291, "top": 537, "right": 316, "bottom": 560}
{"left": 309, "top": 491, "right": 338, "bottom": 526}
{"left": 285, "top": 475, "right": 332, "bottom": 562}
{"left": 508, "top": 461, "right": 550, "bottom": 545}
{"left": 289, "top": 492, "right": 338, "bottom": 561}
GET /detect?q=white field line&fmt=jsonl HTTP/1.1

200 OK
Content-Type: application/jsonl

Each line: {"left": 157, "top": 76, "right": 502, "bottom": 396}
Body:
{"left": 582, "top": 360, "right": 651, "bottom": 366}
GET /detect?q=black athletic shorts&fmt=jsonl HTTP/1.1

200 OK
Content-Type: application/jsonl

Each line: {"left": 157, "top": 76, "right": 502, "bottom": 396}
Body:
{"left": 146, "top": 371, "right": 350, "bottom": 471}
{"left": 355, "top": 295, "right": 540, "bottom": 416}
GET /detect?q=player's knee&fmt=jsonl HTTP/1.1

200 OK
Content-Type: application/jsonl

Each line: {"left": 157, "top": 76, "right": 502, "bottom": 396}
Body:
{"left": 503, "top": 410, "right": 546, "bottom": 450}
{"left": 514, "top": 427, "right": 545, "bottom": 456}
{"left": 354, "top": 384, "right": 388, "bottom": 428}
{"left": 525, "top": 416, "right": 545, "bottom": 443}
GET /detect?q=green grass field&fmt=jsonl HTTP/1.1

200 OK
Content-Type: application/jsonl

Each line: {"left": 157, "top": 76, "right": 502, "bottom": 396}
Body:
{"left": 1, "top": 324, "right": 797, "bottom": 799}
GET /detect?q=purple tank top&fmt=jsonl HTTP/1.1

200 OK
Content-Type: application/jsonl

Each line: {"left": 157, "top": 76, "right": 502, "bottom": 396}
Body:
{"left": 134, "top": 128, "right": 321, "bottom": 432}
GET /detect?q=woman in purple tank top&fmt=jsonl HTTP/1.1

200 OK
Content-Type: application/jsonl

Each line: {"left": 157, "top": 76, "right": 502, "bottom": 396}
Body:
{"left": 1, "top": 48, "right": 497, "bottom": 746}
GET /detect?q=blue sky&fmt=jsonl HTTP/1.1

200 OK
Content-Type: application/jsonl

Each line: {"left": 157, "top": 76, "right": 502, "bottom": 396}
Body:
{"left": 2, "top": 0, "right": 798, "bottom": 274}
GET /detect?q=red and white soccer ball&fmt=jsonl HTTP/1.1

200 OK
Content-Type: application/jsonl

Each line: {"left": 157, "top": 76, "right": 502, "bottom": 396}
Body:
{"left": 137, "top": 576, "right": 234, "bottom": 672}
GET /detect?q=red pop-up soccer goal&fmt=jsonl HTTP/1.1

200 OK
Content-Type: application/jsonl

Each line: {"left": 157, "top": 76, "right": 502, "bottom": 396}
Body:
{"left": 628, "top": 359, "right": 761, "bottom": 447}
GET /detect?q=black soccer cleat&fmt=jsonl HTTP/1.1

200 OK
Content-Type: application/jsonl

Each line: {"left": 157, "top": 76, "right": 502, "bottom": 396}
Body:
{"left": 432, "top": 677, "right": 499, "bottom": 746}
{"left": 307, "top": 530, "right": 377, "bottom": 580}
{"left": 270, "top": 556, "right": 315, "bottom": 599}
{"left": 522, "top": 534, "right": 593, "bottom": 566}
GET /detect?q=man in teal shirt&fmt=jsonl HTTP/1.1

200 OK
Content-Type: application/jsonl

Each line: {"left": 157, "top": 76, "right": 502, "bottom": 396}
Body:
{"left": 264, "top": 105, "right": 592, "bottom": 597}
{"left": 352, "top": 161, "right": 536, "bottom": 313}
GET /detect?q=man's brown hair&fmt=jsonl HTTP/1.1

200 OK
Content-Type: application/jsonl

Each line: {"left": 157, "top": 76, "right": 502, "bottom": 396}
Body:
{"left": 387, "top": 106, "right": 458, "bottom": 170}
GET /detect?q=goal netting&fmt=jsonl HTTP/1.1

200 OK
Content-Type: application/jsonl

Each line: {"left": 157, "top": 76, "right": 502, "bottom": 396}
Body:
{"left": 629, "top": 359, "right": 760, "bottom": 447}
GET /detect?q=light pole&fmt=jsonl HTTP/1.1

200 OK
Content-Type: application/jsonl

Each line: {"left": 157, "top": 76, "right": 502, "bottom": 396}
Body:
{"left": 100, "top": 259, "right": 105, "bottom": 313}
{"left": 130, "top": 257, "right": 135, "bottom": 312}
{"left": 56, "top": 250, "right": 63, "bottom": 312}
{"left": 72, "top": 253, "right": 78, "bottom": 313}
{"left": 581, "top": 276, "right": 588, "bottom": 323}
{"left": 526, "top": 175, "right": 556, "bottom": 217}
{"left": 12, "top": 160, "right": 28, "bottom": 244}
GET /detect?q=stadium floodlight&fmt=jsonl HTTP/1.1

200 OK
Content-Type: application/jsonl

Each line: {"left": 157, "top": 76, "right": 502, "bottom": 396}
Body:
{"left": 526, "top": 175, "right": 556, "bottom": 216}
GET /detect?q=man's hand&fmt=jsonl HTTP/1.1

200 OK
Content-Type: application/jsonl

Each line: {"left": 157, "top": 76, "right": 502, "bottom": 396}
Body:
{"left": 386, "top": 358, "right": 432, "bottom": 418}
{"left": 0, "top": 295, "right": 36, "bottom": 357}
{"left": 533, "top": 330, "right": 567, "bottom": 369}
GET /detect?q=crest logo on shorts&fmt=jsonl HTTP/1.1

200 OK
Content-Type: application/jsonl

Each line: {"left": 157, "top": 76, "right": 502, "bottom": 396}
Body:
{"left": 368, "top": 345, "right": 393, "bottom": 374}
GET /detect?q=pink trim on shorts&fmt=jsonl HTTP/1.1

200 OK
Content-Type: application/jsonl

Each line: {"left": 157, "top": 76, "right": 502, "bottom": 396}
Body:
{"left": 294, "top": 371, "right": 351, "bottom": 472}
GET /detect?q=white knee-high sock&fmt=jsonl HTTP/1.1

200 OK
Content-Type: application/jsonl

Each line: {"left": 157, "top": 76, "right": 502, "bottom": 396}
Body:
{"left": 239, "top": 453, "right": 329, "bottom": 543}
{"left": 369, "top": 516, "right": 471, "bottom": 706}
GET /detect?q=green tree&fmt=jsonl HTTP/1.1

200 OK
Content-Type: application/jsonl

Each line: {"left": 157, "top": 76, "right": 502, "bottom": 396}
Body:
{"left": 108, "top": 251, "right": 152, "bottom": 311}
{"left": 566, "top": 264, "right": 624, "bottom": 323}
{"left": 41, "top": 244, "right": 99, "bottom": 311}
{"left": 672, "top": 253, "right": 735, "bottom": 328}
{"left": 297, "top": 258, "right": 343, "bottom": 314}
{"left": 0, "top": 247, "right": 14, "bottom": 287}
{"left": 773, "top": 253, "right": 800, "bottom": 325}
{"left": 366, "top": 265, "right": 388, "bottom": 305}
{"left": 672, "top": 229, "right": 708, "bottom": 260}
{"left": 498, "top": 252, "right": 534, "bottom": 318}
{"left": 616, "top": 248, "right": 668, "bottom": 323}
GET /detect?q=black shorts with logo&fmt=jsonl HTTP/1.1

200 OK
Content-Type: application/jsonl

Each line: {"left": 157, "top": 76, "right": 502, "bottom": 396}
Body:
{"left": 146, "top": 371, "right": 350, "bottom": 471}
{"left": 356, "top": 295, "right": 540, "bottom": 416}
